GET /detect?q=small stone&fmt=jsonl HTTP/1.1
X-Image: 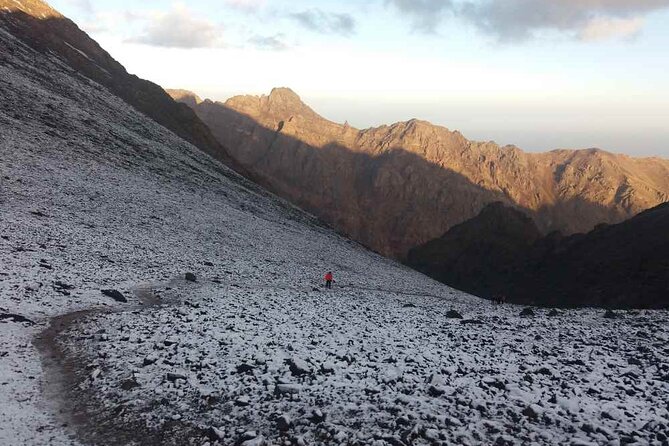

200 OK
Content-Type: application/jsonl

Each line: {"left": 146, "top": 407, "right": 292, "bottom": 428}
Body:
{"left": 287, "top": 358, "right": 311, "bottom": 376}
{"left": 446, "top": 310, "right": 463, "bottom": 319}
{"left": 320, "top": 362, "right": 335, "bottom": 374}
{"left": 101, "top": 289, "right": 127, "bottom": 303}
{"left": 428, "top": 385, "right": 446, "bottom": 397}
{"left": 277, "top": 414, "right": 291, "bottom": 431}
{"left": 603, "top": 310, "right": 618, "bottom": 319}
{"left": 275, "top": 383, "right": 302, "bottom": 396}
{"left": 236, "top": 363, "right": 255, "bottom": 374}
{"left": 309, "top": 409, "right": 326, "bottom": 424}
{"left": 0, "top": 313, "right": 35, "bottom": 325}
{"left": 547, "top": 309, "right": 560, "bottom": 317}
{"left": 166, "top": 372, "right": 187, "bottom": 382}
{"left": 522, "top": 405, "right": 539, "bottom": 420}
{"left": 520, "top": 308, "right": 534, "bottom": 317}
{"left": 185, "top": 272, "right": 197, "bottom": 282}
{"left": 235, "top": 395, "right": 250, "bottom": 406}
{"left": 205, "top": 426, "right": 226, "bottom": 441}
{"left": 461, "top": 319, "right": 484, "bottom": 325}
{"left": 120, "top": 378, "right": 140, "bottom": 390}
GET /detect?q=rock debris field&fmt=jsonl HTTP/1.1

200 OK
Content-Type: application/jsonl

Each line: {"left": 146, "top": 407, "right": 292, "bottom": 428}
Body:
{"left": 63, "top": 285, "right": 669, "bottom": 446}
{"left": 1, "top": 17, "right": 669, "bottom": 446}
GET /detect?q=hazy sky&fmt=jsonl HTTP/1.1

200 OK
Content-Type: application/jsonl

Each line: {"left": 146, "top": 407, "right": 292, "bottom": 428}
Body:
{"left": 49, "top": 0, "right": 669, "bottom": 157}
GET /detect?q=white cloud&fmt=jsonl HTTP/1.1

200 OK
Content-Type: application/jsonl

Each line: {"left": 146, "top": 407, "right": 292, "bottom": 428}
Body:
{"left": 387, "top": 0, "right": 669, "bottom": 42}
{"left": 226, "top": 0, "right": 266, "bottom": 13}
{"left": 66, "top": 0, "right": 93, "bottom": 16}
{"left": 249, "top": 34, "right": 289, "bottom": 51}
{"left": 131, "top": 4, "right": 224, "bottom": 49}
{"left": 580, "top": 17, "right": 645, "bottom": 41}
{"left": 289, "top": 9, "right": 357, "bottom": 36}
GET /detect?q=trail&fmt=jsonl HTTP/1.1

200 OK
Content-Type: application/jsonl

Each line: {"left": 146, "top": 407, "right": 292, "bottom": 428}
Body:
{"left": 33, "top": 278, "right": 191, "bottom": 446}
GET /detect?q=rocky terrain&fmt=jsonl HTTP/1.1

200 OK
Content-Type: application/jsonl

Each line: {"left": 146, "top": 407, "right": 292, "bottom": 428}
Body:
{"left": 2, "top": 2, "right": 669, "bottom": 445}
{"left": 407, "top": 202, "right": 669, "bottom": 309}
{"left": 170, "top": 88, "right": 669, "bottom": 259}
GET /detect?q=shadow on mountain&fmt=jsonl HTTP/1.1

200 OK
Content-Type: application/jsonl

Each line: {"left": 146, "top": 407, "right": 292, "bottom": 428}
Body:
{"left": 407, "top": 201, "right": 669, "bottom": 309}
{"left": 190, "top": 103, "right": 668, "bottom": 309}
{"left": 188, "top": 102, "right": 623, "bottom": 262}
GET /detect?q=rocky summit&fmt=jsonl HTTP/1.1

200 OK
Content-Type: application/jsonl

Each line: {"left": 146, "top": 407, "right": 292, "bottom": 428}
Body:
{"left": 171, "top": 87, "right": 669, "bottom": 259}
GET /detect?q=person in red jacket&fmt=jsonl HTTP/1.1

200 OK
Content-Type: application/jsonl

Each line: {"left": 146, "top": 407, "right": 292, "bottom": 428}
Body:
{"left": 324, "top": 271, "right": 334, "bottom": 289}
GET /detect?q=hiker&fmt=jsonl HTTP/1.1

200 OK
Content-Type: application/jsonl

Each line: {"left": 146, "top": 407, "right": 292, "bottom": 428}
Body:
{"left": 324, "top": 271, "right": 334, "bottom": 289}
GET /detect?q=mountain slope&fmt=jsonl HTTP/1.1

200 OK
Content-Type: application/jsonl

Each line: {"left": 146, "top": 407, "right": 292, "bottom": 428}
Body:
{"left": 171, "top": 87, "right": 669, "bottom": 259}
{"left": 0, "top": 4, "right": 461, "bottom": 443}
{"left": 0, "top": 0, "right": 245, "bottom": 173}
{"left": 407, "top": 202, "right": 669, "bottom": 308}
{"left": 2, "top": 3, "right": 669, "bottom": 445}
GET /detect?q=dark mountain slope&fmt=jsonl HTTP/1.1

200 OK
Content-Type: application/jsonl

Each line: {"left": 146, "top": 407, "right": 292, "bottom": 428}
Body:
{"left": 407, "top": 202, "right": 669, "bottom": 308}
{"left": 0, "top": 0, "right": 245, "bottom": 173}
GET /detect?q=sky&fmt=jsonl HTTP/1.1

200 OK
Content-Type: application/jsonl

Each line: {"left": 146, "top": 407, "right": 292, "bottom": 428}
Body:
{"left": 49, "top": 0, "right": 669, "bottom": 158}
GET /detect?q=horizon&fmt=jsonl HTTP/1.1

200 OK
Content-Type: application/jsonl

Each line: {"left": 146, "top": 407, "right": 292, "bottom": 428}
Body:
{"left": 49, "top": 0, "right": 669, "bottom": 157}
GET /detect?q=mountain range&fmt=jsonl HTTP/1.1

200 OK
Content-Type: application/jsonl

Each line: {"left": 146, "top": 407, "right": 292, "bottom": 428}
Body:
{"left": 168, "top": 88, "right": 669, "bottom": 260}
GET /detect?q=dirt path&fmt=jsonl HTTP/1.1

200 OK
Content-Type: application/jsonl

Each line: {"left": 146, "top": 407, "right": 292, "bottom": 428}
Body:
{"left": 33, "top": 279, "right": 197, "bottom": 446}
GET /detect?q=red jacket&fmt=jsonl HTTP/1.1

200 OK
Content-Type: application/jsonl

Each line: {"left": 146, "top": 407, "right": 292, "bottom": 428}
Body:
{"left": 324, "top": 273, "right": 333, "bottom": 281}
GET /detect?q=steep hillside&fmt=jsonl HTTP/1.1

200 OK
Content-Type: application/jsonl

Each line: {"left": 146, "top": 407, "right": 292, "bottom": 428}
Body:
{"left": 0, "top": 0, "right": 244, "bottom": 172}
{"left": 407, "top": 202, "right": 669, "bottom": 309}
{"left": 2, "top": 2, "right": 669, "bottom": 445}
{"left": 171, "top": 87, "right": 669, "bottom": 259}
{"left": 0, "top": 3, "right": 458, "bottom": 443}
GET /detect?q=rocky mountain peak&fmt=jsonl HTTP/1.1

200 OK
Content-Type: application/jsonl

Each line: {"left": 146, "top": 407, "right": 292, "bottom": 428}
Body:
{"left": 267, "top": 87, "right": 302, "bottom": 103}
{"left": 0, "top": 0, "right": 61, "bottom": 18}
{"left": 165, "top": 89, "right": 202, "bottom": 108}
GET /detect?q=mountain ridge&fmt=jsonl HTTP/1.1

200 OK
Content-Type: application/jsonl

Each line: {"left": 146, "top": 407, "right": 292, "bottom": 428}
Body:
{"left": 407, "top": 201, "right": 669, "bottom": 308}
{"left": 0, "top": 0, "right": 251, "bottom": 176}
{"left": 170, "top": 87, "right": 669, "bottom": 258}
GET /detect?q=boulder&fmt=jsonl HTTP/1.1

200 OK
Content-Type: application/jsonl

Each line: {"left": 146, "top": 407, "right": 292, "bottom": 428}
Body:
{"left": 446, "top": 310, "right": 463, "bottom": 319}
{"left": 185, "top": 272, "right": 197, "bottom": 282}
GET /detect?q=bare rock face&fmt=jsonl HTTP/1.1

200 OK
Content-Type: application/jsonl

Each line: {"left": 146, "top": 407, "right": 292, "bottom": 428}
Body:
{"left": 171, "top": 90, "right": 669, "bottom": 259}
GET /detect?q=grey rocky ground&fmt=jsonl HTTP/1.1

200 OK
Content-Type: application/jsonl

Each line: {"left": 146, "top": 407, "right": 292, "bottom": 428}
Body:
{"left": 1, "top": 17, "right": 669, "bottom": 446}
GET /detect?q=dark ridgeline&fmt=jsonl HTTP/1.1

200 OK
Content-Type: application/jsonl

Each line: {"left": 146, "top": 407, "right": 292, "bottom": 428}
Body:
{"left": 0, "top": 0, "right": 250, "bottom": 177}
{"left": 407, "top": 201, "right": 669, "bottom": 309}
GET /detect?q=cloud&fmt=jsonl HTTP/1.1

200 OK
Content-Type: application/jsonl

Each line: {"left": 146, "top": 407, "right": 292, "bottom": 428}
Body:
{"left": 289, "top": 9, "right": 356, "bottom": 36}
{"left": 387, "top": 0, "right": 669, "bottom": 42}
{"left": 131, "top": 4, "right": 224, "bottom": 48}
{"left": 67, "top": 0, "right": 93, "bottom": 16}
{"left": 226, "top": 0, "right": 266, "bottom": 13}
{"left": 385, "top": 0, "right": 454, "bottom": 33}
{"left": 580, "top": 16, "right": 645, "bottom": 41}
{"left": 249, "top": 33, "right": 289, "bottom": 50}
